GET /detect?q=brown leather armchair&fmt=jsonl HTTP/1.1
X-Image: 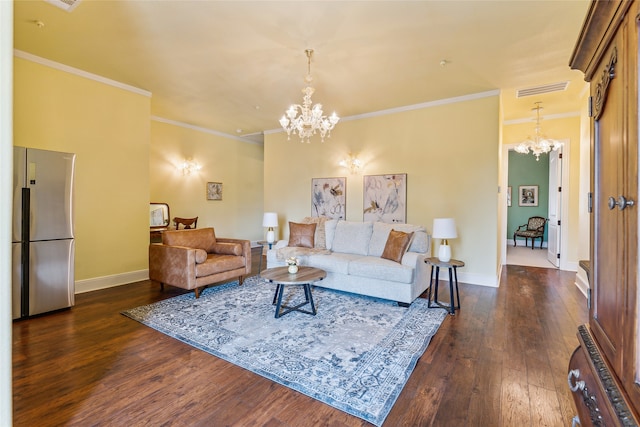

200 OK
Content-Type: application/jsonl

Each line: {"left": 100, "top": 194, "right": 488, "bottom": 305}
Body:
{"left": 149, "top": 227, "right": 251, "bottom": 298}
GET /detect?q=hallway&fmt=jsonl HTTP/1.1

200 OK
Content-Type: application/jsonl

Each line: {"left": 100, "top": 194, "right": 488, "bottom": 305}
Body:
{"left": 507, "top": 244, "right": 557, "bottom": 269}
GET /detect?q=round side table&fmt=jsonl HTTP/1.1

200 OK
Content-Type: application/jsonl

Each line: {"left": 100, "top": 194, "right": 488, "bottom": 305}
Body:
{"left": 424, "top": 257, "right": 464, "bottom": 315}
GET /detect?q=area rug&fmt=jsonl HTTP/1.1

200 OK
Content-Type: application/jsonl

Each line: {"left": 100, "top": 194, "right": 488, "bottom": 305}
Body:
{"left": 122, "top": 276, "right": 447, "bottom": 426}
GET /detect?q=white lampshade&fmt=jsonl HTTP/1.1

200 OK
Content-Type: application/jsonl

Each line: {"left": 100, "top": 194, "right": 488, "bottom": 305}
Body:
{"left": 432, "top": 218, "right": 457, "bottom": 262}
{"left": 432, "top": 218, "right": 457, "bottom": 239}
{"left": 262, "top": 212, "right": 278, "bottom": 228}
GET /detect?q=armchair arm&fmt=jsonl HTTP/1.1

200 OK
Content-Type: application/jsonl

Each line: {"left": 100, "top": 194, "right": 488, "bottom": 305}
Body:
{"left": 516, "top": 224, "right": 528, "bottom": 231}
{"left": 149, "top": 244, "right": 197, "bottom": 289}
{"left": 215, "top": 238, "right": 252, "bottom": 274}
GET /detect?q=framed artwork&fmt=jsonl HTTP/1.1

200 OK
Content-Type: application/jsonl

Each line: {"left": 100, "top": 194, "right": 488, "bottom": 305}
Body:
{"left": 207, "top": 182, "right": 223, "bottom": 200}
{"left": 518, "top": 185, "right": 538, "bottom": 207}
{"left": 363, "top": 173, "right": 407, "bottom": 223}
{"left": 507, "top": 186, "right": 512, "bottom": 207}
{"left": 311, "top": 177, "right": 346, "bottom": 219}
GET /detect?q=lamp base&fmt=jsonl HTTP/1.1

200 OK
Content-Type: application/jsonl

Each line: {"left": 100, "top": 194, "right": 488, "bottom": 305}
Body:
{"left": 438, "top": 244, "right": 451, "bottom": 263}
{"left": 266, "top": 229, "right": 275, "bottom": 244}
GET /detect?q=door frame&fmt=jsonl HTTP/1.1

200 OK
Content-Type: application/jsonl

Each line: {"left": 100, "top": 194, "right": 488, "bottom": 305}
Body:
{"left": 500, "top": 139, "right": 571, "bottom": 270}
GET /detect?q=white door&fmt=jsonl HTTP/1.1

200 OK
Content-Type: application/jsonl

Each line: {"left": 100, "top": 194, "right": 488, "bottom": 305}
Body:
{"left": 547, "top": 147, "right": 562, "bottom": 267}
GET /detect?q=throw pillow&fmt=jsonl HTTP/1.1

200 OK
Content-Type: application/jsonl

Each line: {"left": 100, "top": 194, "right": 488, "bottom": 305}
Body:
{"left": 288, "top": 222, "right": 316, "bottom": 248}
{"left": 301, "top": 216, "right": 328, "bottom": 249}
{"left": 381, "top": 229, "right": 414, "bottom": 263}
{"left": 194, "top": 249, "right": 208, "bottom": 264}
{"left": 210, "top": 242, "right": 243, "bottom": 256}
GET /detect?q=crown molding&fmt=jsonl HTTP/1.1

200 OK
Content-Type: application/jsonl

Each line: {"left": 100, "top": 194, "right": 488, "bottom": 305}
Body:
{"left": 265, "top": 90, "right": 500, "bottom": 135}
{"left": 151, "top": 116, "right": 259, "bottom": 145}
{"left": 14, "top": 49, "right": 151, "bottom": 97}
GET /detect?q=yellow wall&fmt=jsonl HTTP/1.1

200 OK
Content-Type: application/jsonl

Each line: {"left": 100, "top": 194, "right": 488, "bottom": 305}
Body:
{"left": 149, "top": 120, "right": 264, "bottom": 239}
{"left": 265, "top": 95, "right": 501, "bottom": 286}
{"left": 13, "top": 57, "right": 151, "bottom": 286}
{"left": 503, "top": 114, "right": 582, "bottom": 267}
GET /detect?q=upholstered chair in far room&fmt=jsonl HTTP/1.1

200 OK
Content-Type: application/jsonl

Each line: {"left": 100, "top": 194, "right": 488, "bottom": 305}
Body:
{"left": 513, "top": 216, "right": 547, "bottom": 249}
{"left": 149, "top": 227, "right": 251, "bottom": 298}
{"left": 173, "top": 216, "right": 198, "bottom": 229}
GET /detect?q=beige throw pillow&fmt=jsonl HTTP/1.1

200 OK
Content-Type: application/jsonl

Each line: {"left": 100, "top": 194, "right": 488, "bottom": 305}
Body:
{"left": 381, "top": 229, "right": 414, "bottom": 263}
{"left": 288, "top": 222, "right": 316, "bottom": 248}
{"left": 301, "top": 216, "right": 328, "bottom": 249}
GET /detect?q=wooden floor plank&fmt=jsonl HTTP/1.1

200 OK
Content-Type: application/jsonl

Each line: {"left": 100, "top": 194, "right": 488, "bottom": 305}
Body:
{"left": 13, "top": 264, "right": 588, "bottom": 426}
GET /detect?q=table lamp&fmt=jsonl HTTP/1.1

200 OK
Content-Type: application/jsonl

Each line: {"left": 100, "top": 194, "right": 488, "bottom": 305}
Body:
{"left": 262, "top": 212, "right": 278, "bottom": 244}
{"left": 432, "top": 218, "right": 457, "bottom": 262}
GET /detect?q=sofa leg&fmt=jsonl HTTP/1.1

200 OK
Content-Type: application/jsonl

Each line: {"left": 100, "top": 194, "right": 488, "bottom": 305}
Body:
{"left": 194, "top": 288, "right": 201, "bottom": 299}
{"left": 239, "top": 275, "right": 244, "bottom": 285}
{"left": 397, "top": 302, "right": 410, "bottom": 308}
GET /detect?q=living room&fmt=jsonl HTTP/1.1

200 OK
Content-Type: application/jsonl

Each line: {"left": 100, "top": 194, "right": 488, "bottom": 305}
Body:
{"left": 1, "top": 1, "right": 594, "bottom": 424}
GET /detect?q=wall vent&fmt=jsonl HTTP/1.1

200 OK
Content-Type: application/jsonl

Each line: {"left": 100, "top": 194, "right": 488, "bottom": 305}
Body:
{"left": 517, "top": 81, "right": 569, "bottom": 98}
{"left": 44, "top": 0, "right": 81, "bottom": 12}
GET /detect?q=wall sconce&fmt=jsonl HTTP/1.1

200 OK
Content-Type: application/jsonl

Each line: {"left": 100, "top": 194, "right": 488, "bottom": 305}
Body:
{"left": 179, "top": 158, "right": 202, "bottom": 175}
{"left": 339, "top": 153, "right": 363, "bottom": 175}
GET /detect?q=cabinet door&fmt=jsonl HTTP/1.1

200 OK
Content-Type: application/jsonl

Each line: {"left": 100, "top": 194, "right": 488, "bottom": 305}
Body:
{"left": 591, "top": 37, "right": 626, "bottom": 380}
{"left": 591, "top": 15, "right": 639, "bottom": 405}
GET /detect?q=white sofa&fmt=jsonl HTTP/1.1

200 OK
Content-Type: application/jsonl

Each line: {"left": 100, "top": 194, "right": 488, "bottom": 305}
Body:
{"left": 266, "top": 219, "right": 431, "bottom": 305}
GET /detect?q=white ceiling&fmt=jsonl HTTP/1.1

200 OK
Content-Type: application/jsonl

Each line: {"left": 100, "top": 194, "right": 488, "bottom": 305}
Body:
{"left": 14, "top": 0, "right": 591, "bottom": 143}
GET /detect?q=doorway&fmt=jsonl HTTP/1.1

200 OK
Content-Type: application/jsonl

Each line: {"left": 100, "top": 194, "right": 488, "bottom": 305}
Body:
{"left": 501, "top": 140, "right": 570, "bottom": 269}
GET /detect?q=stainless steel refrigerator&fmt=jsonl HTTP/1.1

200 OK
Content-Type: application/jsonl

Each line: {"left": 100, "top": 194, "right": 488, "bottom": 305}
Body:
{"left": 12, "top": 147, "right": 76, "bottom": 319}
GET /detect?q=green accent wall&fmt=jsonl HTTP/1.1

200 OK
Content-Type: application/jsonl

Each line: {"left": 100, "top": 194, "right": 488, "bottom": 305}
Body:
{"left": 508, "top": 150, "right": 549, "bottom": 245}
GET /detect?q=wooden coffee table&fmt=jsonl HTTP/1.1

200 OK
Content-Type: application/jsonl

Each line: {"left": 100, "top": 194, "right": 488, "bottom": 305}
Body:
{"left": 260, "top": 266, "right": 326, "bottom": 318}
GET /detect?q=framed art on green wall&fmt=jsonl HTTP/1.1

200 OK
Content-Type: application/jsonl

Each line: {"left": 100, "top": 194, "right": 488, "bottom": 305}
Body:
{"left": 518, "top": 185, "right": 538, "bottom": 207}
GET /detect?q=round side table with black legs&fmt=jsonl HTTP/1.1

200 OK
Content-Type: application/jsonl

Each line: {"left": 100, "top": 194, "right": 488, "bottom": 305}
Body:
{"left": 424, "top": 257, "right": 464, "bottom": 315}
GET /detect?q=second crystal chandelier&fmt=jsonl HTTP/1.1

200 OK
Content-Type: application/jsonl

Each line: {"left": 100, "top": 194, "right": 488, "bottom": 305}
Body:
{"left": 279, "top": 49, "right": 339, "bottom": 143}
{"left": 514, "top": 102, "right": 562, "bottom": 161}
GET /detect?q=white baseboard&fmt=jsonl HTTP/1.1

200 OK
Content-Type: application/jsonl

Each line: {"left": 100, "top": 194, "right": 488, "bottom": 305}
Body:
{"left": 575, "top": 271, "right": 589, "bottom": 299}
{"left": 434, "top": 270, "right": 499, "bottom": 287}
{"left": 75, "top": 269, "right": 149, "bottom": 294}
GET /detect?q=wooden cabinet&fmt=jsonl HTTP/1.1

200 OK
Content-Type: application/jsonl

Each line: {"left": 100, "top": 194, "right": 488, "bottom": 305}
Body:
{"left": 569, "top": 1, "right": 640, "bottom": 424}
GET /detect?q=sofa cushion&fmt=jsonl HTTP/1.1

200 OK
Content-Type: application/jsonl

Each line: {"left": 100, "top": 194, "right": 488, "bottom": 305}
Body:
{"left": 210, "top": 242, "right": 243, "bottom": 256}
{"left": 195, "top": 254, "right": 245, "bottom": 277}
{"left": 307, "top": 252, "right": 361, "bottom": 275}
{"left": 288, "top": 222, "right": 316, "bottom": 248}
{"left": 381, "top": 230, "right": 414, "bottom": 263}
{"left": 163, "top": 228, "right": 216, "bottom": 251}
{"left": 301, "top": 216, "right": 328, "bottom": 249}
{"left": 368, "top": 222, "right": 427, "bottom": 255}
{"left": 348, "top": 256, "right": 414, "bottom": 284}
{"left": 324, "top": 219, "right": 339, "bottom": 250}
{"left": 331, "top": 221, "right": 373, "bottom": 255}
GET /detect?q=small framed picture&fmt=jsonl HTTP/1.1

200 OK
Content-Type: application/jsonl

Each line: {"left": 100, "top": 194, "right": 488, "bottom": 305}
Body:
{"left": 518, "top": 185, "right": 538, "bottom": 207}
{"left": 507, "top": 186, "right": 512, "bottom": 207}
{"left": 207, "top": 182, "right": 222, "bottom": 200}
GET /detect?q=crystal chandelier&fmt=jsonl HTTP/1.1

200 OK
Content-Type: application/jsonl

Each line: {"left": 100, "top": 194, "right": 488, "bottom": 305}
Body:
{"left": 279, "top": 49, "right": 339, "bottom": 143}
{"left": 514, "top": 102, "right": 561, "bottom": 161}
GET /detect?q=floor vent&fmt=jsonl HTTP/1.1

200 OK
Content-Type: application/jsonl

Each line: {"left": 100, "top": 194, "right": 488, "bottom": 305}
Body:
{"left": 517, "top": 81, "right": 569, "bottom": 98}
{"left": 44, "top": 0, "right": 81, "bottom": 12}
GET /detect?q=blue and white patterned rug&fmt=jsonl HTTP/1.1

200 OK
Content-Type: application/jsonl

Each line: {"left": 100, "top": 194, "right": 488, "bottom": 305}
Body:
{"left": 122, "top": 276, "right": 447, "bottom": 426}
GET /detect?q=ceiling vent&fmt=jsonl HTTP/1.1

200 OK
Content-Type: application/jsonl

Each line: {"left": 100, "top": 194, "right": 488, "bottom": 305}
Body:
{"left": 516, "top": 81, "right": 569, "bottom": 98}
{"left": 44, "top": 0, "right": 81, "bottom": 12}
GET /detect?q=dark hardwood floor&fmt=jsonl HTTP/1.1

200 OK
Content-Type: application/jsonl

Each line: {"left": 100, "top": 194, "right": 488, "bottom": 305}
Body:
{"left": 13, "top": 253, "right": 588, "bottom": 426}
